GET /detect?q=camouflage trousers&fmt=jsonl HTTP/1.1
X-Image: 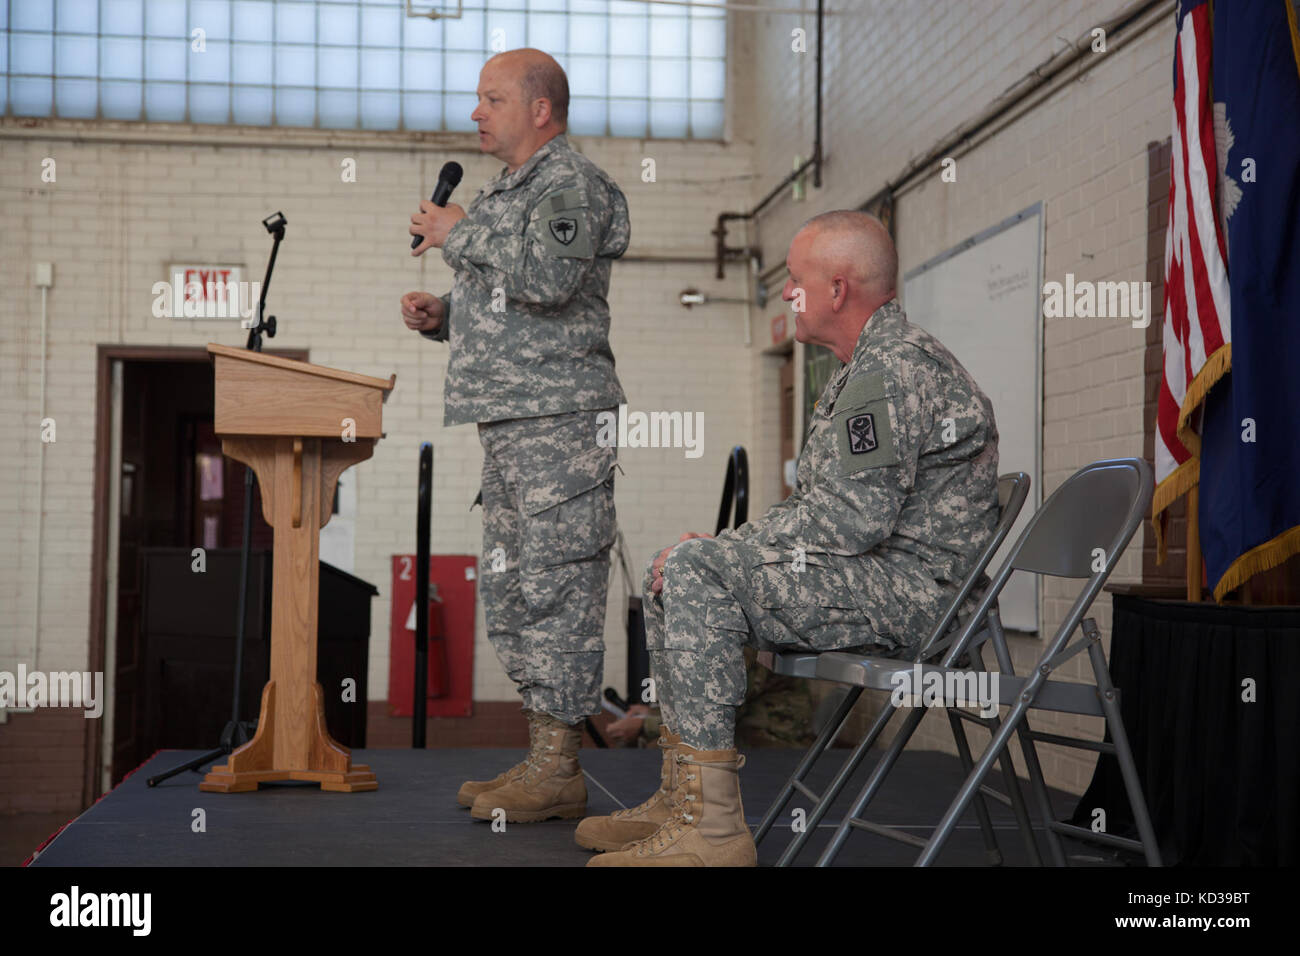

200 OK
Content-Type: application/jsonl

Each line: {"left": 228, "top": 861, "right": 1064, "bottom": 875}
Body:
{"left": 642, "top": 535, "right": 895, "bottom": 750}
{"left": 478, "top": 408, "right": 617, "bottom": 725}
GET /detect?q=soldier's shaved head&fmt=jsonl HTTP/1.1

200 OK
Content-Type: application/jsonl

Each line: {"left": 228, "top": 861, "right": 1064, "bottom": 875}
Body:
{"left": 782, "top": 209, "right": 899, "bottom": 362}
{"left": 799, "top": 210, "right": 897, "bottom": 299}
{"left": 486, "top": 48, "right": 568, "bottom": 129}
{"left": 474, "top": 49, "right": 568, "bottom": 170}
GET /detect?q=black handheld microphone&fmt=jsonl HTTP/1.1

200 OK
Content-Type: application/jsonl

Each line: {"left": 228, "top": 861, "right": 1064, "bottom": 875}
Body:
{"left": 411, "top": 161, "right": 464, "bottom": 250}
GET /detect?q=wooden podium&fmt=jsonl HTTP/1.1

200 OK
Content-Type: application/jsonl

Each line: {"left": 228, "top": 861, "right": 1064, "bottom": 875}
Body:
{"left": 199, "top": 344, "right": 395, "bottom": 793}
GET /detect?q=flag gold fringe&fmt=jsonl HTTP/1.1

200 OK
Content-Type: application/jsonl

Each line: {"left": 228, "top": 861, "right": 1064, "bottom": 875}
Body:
{"left": 1151, "top": 456, "right": 1199, "bottom": 563}
{"left": 1152, "top": 344, "right": 1230, "bottom": 565}
{"left": 1213, "top": 523, "right": 1300, "bottom": 600}
{"left": 1174, "top": 342, "right": 1231, "bottom": 456}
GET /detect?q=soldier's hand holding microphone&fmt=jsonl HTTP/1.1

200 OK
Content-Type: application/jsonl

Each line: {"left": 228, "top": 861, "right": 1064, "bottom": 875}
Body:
{"left": 408, "top": 160, "right": 465, "bottom": 256}
{"left": 401, "top": 161, "right": 462, "bottom": 336}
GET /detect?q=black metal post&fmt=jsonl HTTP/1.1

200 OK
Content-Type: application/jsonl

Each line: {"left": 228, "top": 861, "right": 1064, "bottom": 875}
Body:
{"left": 227, "top": 468, "right": 255, "bottom": 743}
{"left": 413, "top": 443, "right": 432, "bottom": 748}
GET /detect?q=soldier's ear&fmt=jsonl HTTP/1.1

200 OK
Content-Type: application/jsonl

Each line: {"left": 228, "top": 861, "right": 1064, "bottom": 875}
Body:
{"left": 830, "top": 277, "right": 848, "bottom": 312}
{"left": 533, "top": 97, "right": 552, "bottom": 129}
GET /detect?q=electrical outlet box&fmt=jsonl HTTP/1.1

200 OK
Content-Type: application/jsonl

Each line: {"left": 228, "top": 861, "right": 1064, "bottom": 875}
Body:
{"left": 34, "top": 262, "right": 53, "bottom": 288}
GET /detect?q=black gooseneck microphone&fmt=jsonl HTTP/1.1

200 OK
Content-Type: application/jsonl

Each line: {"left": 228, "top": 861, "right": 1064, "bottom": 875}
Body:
{"left": 411, "top": 161, "right": 464, "bottom": 250}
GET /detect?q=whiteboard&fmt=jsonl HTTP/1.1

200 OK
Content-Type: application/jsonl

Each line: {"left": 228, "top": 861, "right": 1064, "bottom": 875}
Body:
{"left": 902, "top": 203, "right": 1042, "bottom": 633}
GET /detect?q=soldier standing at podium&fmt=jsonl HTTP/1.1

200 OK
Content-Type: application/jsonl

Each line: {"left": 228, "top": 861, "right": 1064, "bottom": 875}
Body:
{"left": 400, "top": 48, "right": 629, "bottom": 825}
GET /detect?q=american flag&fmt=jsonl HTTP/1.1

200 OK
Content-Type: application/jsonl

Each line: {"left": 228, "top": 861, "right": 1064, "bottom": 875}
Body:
{"left": 1153, "top": 0, "right": 1231, "bottom": 560}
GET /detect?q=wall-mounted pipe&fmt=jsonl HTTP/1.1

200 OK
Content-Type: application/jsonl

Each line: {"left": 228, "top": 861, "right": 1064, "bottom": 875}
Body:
{"left": 713, "top": 0, "right": 825, "bottom": 280}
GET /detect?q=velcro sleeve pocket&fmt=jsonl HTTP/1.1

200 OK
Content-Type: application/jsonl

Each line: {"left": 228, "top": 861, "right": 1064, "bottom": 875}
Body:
{"left": 833, "top": 372, "right": 888, "bottom": 412}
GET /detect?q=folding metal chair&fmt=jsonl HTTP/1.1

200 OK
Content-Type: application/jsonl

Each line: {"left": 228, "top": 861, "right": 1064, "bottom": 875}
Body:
{"left": 753, "top": 471, "right": 1032, "bottom": 866}
{"left": 811, "top": 457, "right": 1162, "bottom": 866}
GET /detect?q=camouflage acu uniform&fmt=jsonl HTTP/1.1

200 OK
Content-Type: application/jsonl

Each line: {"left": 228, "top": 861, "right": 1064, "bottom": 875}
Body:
{"left": 642, "top": 299, "right": 999, "bottom": 749}
{"left": 421, "top": 133, "right": 629, "bottom": 724}
{"left": 422, "top": 133, "right": 628, "bottom": 425}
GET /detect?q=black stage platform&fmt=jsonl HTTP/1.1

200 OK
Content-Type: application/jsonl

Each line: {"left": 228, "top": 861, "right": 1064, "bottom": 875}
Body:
{"left": 29, "top": 748, "right": 1114, "bottom": 867}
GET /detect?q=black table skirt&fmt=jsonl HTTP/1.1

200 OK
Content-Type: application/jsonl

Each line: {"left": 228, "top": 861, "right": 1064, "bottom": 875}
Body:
{"left": 1071, "top": 594, "right": 1300, "bottom": 865}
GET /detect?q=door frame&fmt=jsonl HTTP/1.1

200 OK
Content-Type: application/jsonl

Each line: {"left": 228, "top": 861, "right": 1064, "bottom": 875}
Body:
{"left": 86, "top": 344, "right": 307, "bottom": 804}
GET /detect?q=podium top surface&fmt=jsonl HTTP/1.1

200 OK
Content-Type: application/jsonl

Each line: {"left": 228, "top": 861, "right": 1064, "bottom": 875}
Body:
{"left": 207, "top": 343, "right": 396, "bottom": 398}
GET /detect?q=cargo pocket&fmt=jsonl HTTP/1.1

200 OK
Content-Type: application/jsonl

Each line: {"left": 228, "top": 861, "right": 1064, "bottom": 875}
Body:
{"left": 518, "top": 445, "right": 617, "bottom": 572}
{"left": 529, "top": 631, "right": 607, "bottom": 678}
{"left": 704, "top": 598, "right": 749, "bottom": 634}
{"left": 751, "top": 553, "right": 867, "bottom": 648}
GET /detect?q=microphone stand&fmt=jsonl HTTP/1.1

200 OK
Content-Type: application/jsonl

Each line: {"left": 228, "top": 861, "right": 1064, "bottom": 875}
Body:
{"left": 149, "top": 212, "right": 287, "bottom": 787}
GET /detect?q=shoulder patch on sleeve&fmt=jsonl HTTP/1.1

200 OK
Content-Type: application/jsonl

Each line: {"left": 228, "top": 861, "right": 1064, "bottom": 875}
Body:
{"left": 834, "top": 392, "right": 899, "bottom": 475}
{"left": 533, "top": 186, "right": 593, "bottom": 258}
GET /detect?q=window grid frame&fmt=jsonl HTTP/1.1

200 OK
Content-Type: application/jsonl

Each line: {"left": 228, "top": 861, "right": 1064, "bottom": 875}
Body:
{"left": 2, "top": 0, "right": 726, "bottom": 138}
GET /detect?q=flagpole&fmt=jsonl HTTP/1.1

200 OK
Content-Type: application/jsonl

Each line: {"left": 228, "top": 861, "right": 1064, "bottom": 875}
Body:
{"left": 1186, "top": 486, "right": 1202, "bottom": 601}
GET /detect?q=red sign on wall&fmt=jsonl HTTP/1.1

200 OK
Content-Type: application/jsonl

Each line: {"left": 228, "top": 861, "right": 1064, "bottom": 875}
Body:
{"left": 388, "top": 554, "right": 477, "bottom": 718}
{"left": 771, "top": 313, "right": 788, "bottom": 345}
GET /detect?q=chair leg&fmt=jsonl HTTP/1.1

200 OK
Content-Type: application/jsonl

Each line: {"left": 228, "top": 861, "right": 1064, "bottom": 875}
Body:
{"left": 992, "top": 724, "right": 1042, "bottom": 865}
{"left": 956, "top": 652, "right": 1041, "bottom": 865}
{"left": 915, "top": 697, "right": 1030, "bottom": 866}
{"left": 976, "top": 611, "right": 1057, "bottom": 865}
{"left": 1013, "top": 715, "right": 1069, "bottom": 866}
{"left": 753, "top": 685, "right": 861, "bottom": 847}
{"left": 775, "top": 690, "right": 896, "bottom": 867}
{"left": 812, "top": 705, "right": 929, "bottom": 867}
{"left": 946, "top": 710, "right": 1003, "bottom": 865}
{"left": 1088, "top": 641, "right": 1162, "bottom": 867}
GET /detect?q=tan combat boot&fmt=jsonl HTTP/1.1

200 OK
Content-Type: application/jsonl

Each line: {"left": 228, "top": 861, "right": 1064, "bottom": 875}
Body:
{"left": 575, "top": 727, "right": 681, "bottom": 852}
{"left": 470, "top": 713, "right": 587, "bottom": 823}
{"left": 456, "top": 709, "right": 537, "bottom": 808}
{"left": 587, "top": 743, "right": 757, "bottom": 867}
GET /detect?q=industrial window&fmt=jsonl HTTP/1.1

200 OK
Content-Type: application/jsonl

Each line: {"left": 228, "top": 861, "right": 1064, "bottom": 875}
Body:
{"left": 1, "top": 0, "right": 726, "bottom": 138}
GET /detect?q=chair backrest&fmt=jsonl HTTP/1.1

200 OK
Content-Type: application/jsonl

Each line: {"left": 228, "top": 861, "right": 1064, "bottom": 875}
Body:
{"left": 944, "top": 458, "right": 1154, "bottom": 667}
{"left": 1011, "top": 458, "right": 1153, "bottom": 578}
{"left": 997, "top": 473, "right": 1023, "bottom": 512}
{"left": 916, "top": 471, "right": 1030, "bottom": 658}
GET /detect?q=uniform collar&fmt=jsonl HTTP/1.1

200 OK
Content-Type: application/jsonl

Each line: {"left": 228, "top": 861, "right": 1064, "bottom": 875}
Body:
{"left": 485, "top": 133, "right": 569, "bottom": 195}
{"left": 817, "top": 299, "right": 905, "bottom": 413}
{"left": 848, "top": 298, "right": 905, "bottom": 366}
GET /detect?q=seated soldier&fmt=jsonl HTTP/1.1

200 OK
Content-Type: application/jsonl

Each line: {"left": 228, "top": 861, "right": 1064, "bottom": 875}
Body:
{"left": 576, "top": 210, "right": 1000, "bottom": 866}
